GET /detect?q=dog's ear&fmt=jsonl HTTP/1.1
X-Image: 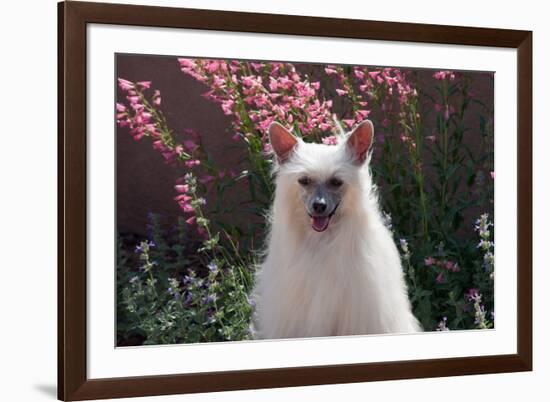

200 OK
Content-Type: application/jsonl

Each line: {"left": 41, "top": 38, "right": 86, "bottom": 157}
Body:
{"left": 268, "top": 122, "right": 298, "bottom": 163}
{"left": 346, "top": 120, "right": 374, "bottom": 164}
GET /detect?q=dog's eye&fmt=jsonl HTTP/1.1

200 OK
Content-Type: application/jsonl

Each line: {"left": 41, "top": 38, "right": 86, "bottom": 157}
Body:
{"left": 328, "top": 177, "right": 343, "bottom": 187}
{"left": 298, "top": 176, "right": 312, "bottom": 186}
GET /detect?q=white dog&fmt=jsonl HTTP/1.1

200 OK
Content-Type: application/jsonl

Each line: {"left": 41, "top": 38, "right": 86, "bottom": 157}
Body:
{"left": 253, "top": 120, "right": 421, "bottom": 339}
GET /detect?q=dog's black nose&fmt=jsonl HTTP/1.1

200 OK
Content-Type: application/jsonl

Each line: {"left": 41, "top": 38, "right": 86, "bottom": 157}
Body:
{"left": 312, "top": 200, "right": 327, "bottom": 214}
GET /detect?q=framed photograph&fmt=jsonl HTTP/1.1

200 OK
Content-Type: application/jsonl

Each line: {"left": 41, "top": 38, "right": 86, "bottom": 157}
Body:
{"left": 58, "top": 1, "right": 532, "bottom": 400}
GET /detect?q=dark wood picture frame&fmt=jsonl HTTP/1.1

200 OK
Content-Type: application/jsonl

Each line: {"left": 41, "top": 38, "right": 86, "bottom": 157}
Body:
{"left": 58, "top": 1, "right": 532, "bottom": 400}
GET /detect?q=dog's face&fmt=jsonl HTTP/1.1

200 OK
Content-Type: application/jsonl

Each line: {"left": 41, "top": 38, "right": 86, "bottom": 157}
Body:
{"left": 268, "top": 120, "right": 374, "bottom": 232}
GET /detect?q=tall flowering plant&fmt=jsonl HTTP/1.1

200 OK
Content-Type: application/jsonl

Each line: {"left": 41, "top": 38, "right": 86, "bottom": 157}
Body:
{"left": 116, "top": 58, "right": 494, "bottom": 345}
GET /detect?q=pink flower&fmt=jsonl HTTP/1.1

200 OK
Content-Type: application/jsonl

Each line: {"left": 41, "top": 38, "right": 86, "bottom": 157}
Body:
{"left": 136, "top": 81, "right": 152, "bottom": 89}
{"left": 205, "top": 61, "right": 220, "bottom": 73}
{"left": 116, "top": 103, "right": 126, "bottom": 112}
{"left": 183, "top": 140, "right": 198, "bottom": 152}
{"left": 342, "top": 119, "right": 355, "bottom": 128}
{"left": 118, "top": 78, "right": 134, "bottom": 90}
{"left": 433, "top": 70, "right": 455, "bottom": 81}
{"left": 445, "top": 261, "right": 460, "bottom": 272}
{"left": 181, "top": 203, "right": 194, "bottom": 213}
{"left": 322, "top": 136, "right": 338, "bottom": 146}
{"left": 490, "top": 171, "right": 495, "bottom": 179}
{"left": 185, "top": 216, "right": 196, "bottom": 225}
{"left": 184, "top": 159, "right": 201, "bottom": 168}
{"left": 174, "top": 194, "right": 192, "bottom": 203}
{"left": 153, "top": 90, "right": 161, "bottom": 106}
{"left": 368, "top": 71, "right": 380, "bottom": 79}
{"left": 436, "top": 272, "right": 445, "bottom": 284}
{"left": 424, "top": 257, "right": 435, "bottom": 266}
{"left": 268, "top": 77, "right": 279, "bottom": 91}
{"left": 241, "top": 75, "right": 257, "bottom": 87}
{"left": 174, "top": 184, "right": 189, "bottom": 193}
{"left": 221, "top": 99, "right": 234, "bottom": 115}
{"left": 335, "top": 89, "right": 348, "bottom": 96}
{"left": 355, "top": 110, "right": 370, "bottom": 119}
{"left": 325, "top": 67, "right": 337, "bottom": 75}
{"left": 199, "top": 175, "right": 215, "bottom": 184}
{"left": 177, "top": 58, "right": 196, "bottom": 68}
{"left": 354, "top": 69, "right": 365, "bottom": 79}
{"left": 466, "top": 288, "right": 480, "bottom": 301}
{"left": 319, "top": 122, "right": 332, "bottom": 131}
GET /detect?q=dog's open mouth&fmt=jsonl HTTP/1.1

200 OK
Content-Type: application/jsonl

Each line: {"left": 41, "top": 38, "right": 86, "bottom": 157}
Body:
{"left": 309, "top": 204, "right": 339, "bottom": 232}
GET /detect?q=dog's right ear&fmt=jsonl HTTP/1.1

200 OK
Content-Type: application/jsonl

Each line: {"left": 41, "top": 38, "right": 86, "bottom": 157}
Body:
{"left": 346, "top": 120, "right": 374, "bottom": 164}
{"left": 268, "top": 122, "right": 298, "bottom": 163}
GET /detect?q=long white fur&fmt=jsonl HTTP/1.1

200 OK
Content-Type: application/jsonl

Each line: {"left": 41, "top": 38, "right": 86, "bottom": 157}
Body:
{"left": 253, "top": 128, "right": 421, "bottom": 339}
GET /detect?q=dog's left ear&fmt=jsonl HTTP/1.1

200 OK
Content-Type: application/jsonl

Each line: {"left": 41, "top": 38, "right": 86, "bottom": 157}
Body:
{"left": 346, "top": 120, "right": 374, "bottom": 164}
{"left": 268, "top": 122, "right": 298, "bottom": 163}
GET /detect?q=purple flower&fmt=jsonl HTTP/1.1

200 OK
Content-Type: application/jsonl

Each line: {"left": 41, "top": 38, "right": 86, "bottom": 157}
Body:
{"left": 207, "top": 261, "right": 219, "bottom": 273}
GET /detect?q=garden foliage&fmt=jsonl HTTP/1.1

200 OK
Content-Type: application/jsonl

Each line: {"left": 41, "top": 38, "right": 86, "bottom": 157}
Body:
{"left": 116, "top": 60, "right": 494, "bottom": 345}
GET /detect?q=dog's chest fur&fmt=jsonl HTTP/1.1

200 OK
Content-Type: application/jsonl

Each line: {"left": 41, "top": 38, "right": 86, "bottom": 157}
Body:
{"left": 254, "top": 214, "right": 420, "bottom": 339}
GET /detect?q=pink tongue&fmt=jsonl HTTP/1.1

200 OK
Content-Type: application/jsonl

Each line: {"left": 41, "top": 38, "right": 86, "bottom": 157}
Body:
{"left": 312, "top": 216, "right": 330, "bottom": 232}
